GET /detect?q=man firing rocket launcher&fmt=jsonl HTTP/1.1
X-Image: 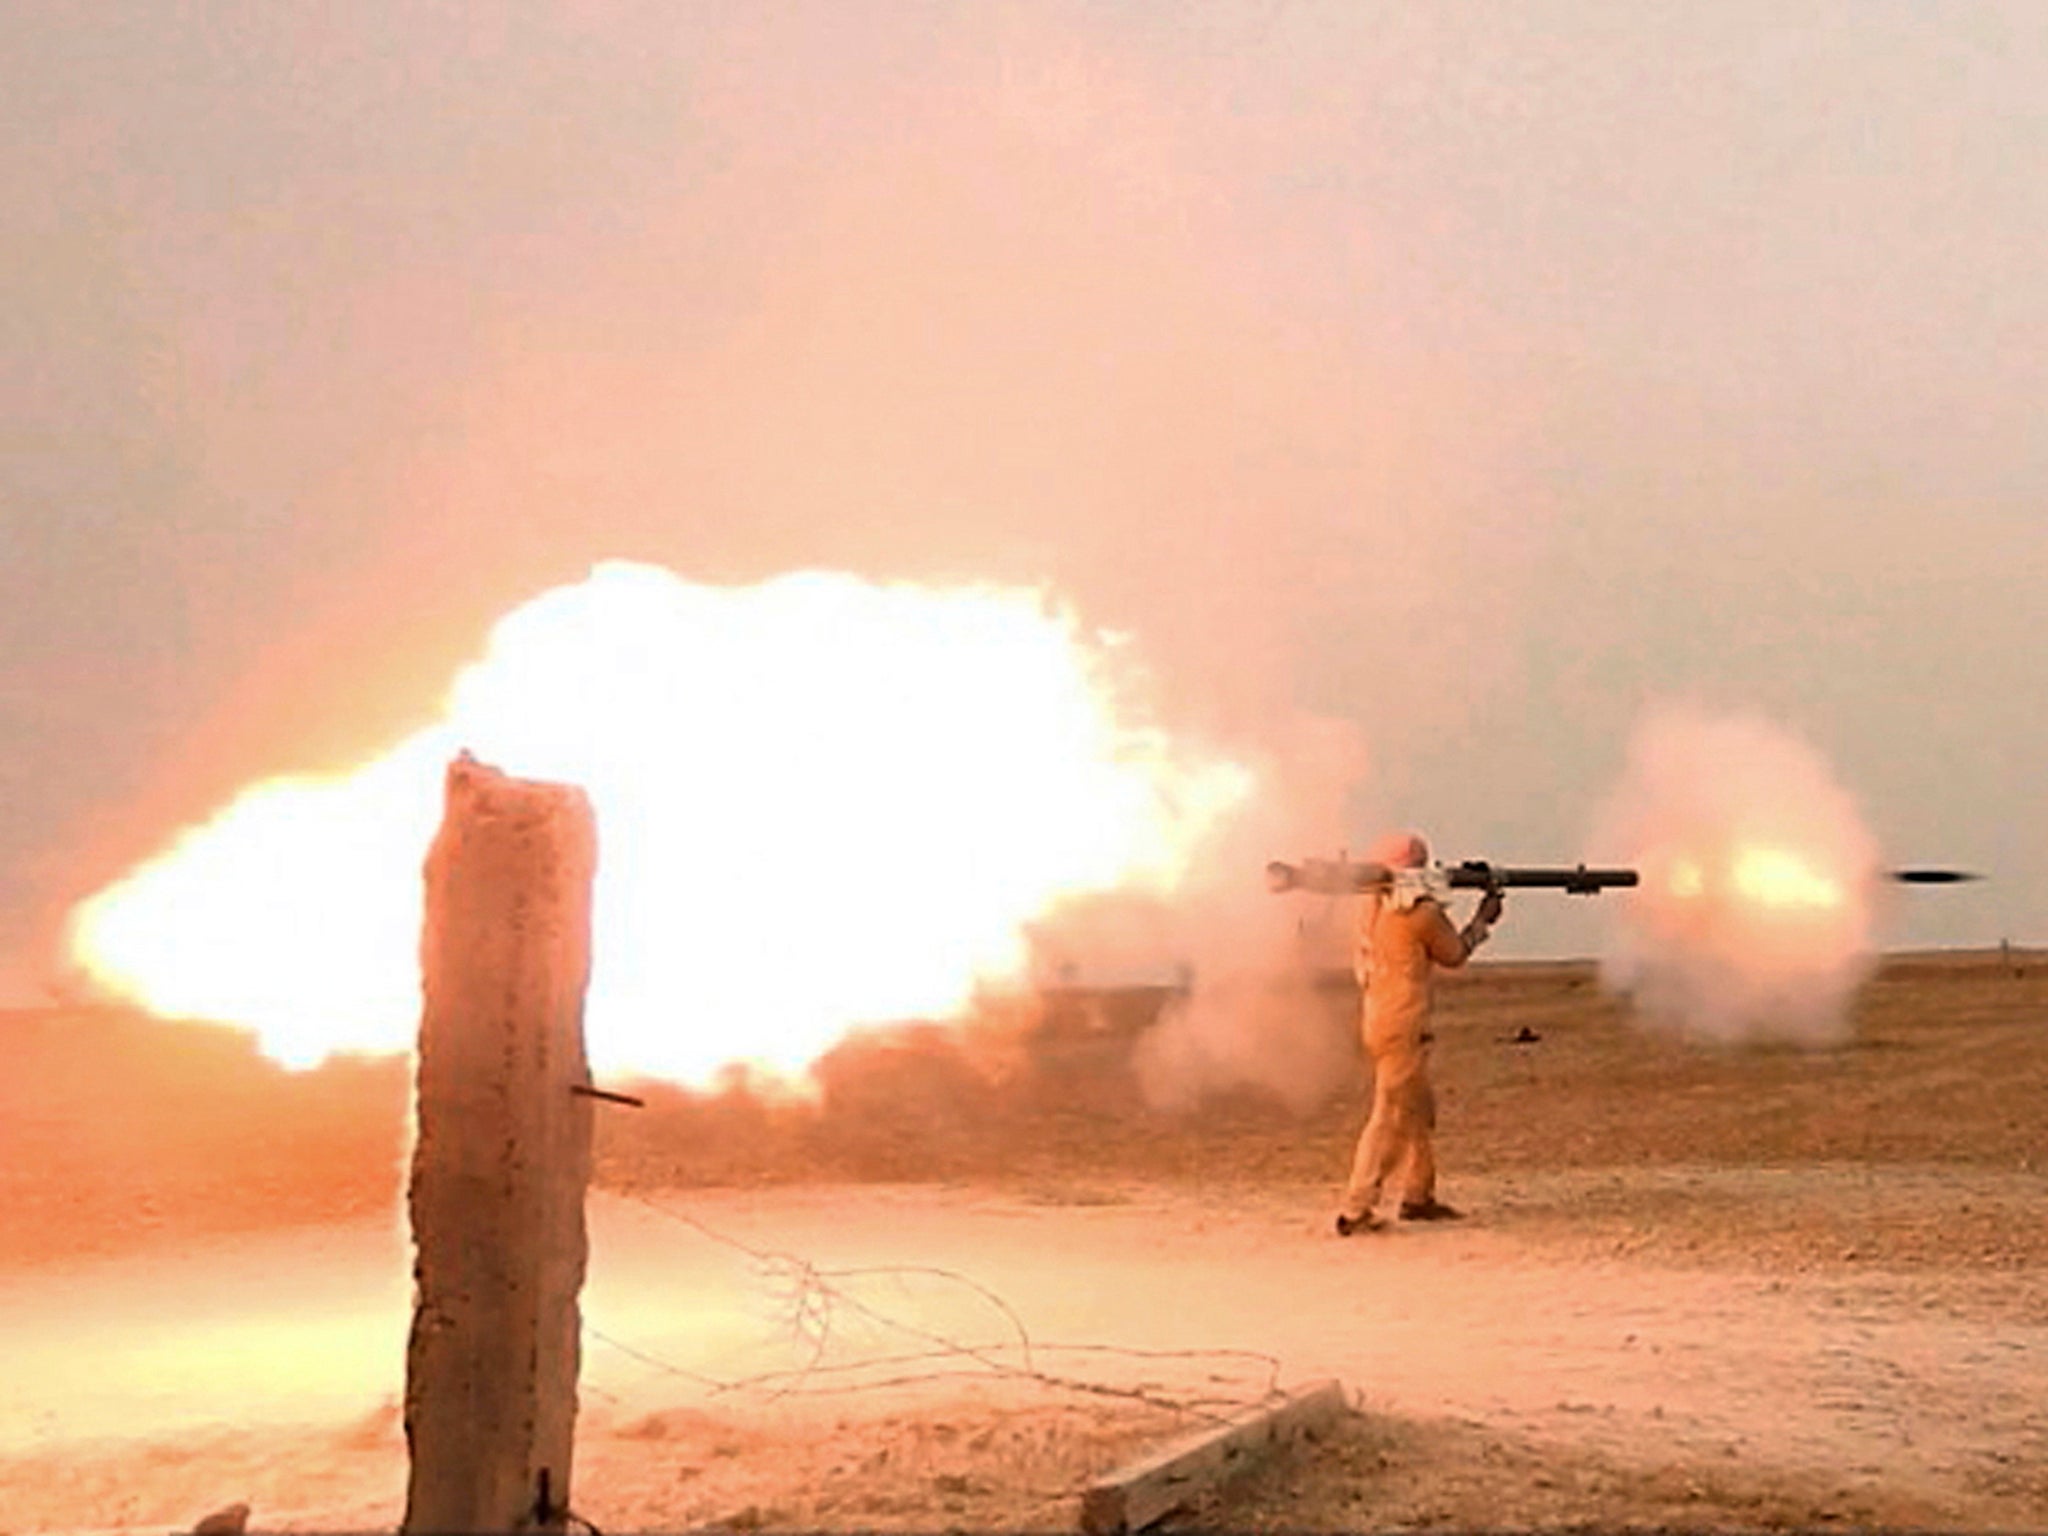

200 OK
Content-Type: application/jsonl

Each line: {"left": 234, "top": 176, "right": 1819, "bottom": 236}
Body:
{"left": 1270, "top": 838, "right": 1980, "bottom": 1239}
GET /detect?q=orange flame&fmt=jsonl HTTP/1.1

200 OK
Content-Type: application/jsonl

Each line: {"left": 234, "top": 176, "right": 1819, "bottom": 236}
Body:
{"left": 1728, "top": 846, "right": 1845, "bottom": 911}
{"left": 1661, "top": 846, "right": 1846, "bottom": 911}
{"left": 67, "top": 563, "right": 1255, "bottom": 1084}
{"left": 1638, "top": 834, "right": 1871, "bottom": 995}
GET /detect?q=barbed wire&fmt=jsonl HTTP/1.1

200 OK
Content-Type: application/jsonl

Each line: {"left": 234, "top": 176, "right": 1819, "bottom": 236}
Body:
{"left": 581, "top": 1188, "right": 1286, "bottom": 1428}
{"left": 588, "top": 1329, "right": 1275, "bottom": 1413}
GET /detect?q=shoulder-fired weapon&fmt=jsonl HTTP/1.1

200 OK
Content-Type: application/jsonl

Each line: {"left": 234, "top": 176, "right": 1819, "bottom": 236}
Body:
{"left": 1265, "top": 858, "right": 1636, "bottom": 901}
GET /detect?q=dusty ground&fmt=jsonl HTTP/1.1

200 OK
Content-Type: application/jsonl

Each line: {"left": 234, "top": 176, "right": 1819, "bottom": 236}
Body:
{"left": 0, "top": 949, "right": 2043, "bottom": 1532}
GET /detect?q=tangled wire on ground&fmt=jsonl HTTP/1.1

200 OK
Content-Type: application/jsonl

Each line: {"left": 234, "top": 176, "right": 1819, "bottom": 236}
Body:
{"left": 583, "top": 1190, "right": 1286, "bottom": 1428}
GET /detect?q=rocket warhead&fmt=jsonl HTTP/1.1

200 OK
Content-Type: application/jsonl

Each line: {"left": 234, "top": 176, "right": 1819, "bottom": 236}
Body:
{"left": 1887, "top": 868, "right": 1983, "bottom": 885}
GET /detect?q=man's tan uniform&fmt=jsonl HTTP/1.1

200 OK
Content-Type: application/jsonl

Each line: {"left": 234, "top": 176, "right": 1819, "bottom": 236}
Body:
{"left": 1338, "top": 835, "right": 1496, "bottom": 1229}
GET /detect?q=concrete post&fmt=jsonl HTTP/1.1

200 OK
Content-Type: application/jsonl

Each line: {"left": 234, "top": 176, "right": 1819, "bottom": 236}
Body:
{"left": 403, "top": 754, "right": 598, "bottom": 1535}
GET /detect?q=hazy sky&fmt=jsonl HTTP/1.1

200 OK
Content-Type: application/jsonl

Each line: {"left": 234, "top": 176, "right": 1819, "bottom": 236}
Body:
{"left": 4, "top": 0, "right": 2042, "bottom": 984}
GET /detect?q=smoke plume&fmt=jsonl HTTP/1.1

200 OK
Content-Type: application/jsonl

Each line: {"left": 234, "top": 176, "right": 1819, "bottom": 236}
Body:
{"left": 1030, "top": 714, "right": 1371, "bottom": 1114}
{"left": 1590, "top": 705, "right": 1881, "bottom": 1045}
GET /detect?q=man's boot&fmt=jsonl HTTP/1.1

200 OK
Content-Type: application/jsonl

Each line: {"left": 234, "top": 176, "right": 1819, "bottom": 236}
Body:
{"left": 1398, "top": 1197, "right": 1464, "bottom": 1222}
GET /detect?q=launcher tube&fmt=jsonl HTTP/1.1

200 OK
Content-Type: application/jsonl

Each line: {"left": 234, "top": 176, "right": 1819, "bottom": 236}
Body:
{"left": 1265, "top": 858, "right": 1637, "bottom": 898}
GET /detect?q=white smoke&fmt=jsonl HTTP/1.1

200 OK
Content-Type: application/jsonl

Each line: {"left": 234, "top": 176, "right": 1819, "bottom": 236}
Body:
{"left": 1031, "top": 714, "right": 1370, "bottom": 1115}
{"left": 1590, "top": 705, "right": 1882, "bottom": 1046}
{"left": 1128, "top": 946, "right": 1357, "bottom": 1116}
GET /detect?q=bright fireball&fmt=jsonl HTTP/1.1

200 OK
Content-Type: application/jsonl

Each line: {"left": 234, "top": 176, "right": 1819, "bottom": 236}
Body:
{"left": 67, "top": 563, "right": 1255, "bottom": 1085}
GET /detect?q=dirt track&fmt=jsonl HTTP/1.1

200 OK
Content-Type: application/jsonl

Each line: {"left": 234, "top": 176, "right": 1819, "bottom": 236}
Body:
{"left": 1, "top": 951, "right": 2043, "bottom": 1531}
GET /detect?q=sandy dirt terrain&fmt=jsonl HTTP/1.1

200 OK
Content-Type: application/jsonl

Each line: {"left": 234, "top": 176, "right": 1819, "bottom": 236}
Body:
{"left": 1, "top": 951, "right": 2043, "bottom": 1532}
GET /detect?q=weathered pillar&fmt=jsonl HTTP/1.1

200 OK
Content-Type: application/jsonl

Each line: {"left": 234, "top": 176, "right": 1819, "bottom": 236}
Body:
{"left": 403, "top": 754, "right": 598, "bottom": 1534}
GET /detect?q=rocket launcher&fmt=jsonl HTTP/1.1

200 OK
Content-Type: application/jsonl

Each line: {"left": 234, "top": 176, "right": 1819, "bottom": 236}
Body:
{"left": 1265, "top": 858, "right": 1637, "bottom": 900}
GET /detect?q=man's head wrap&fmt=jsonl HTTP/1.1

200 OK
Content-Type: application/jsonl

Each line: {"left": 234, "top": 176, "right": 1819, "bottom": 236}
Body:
{"left": 1369, "top": 830, "right": 1430, "bottom": 870}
